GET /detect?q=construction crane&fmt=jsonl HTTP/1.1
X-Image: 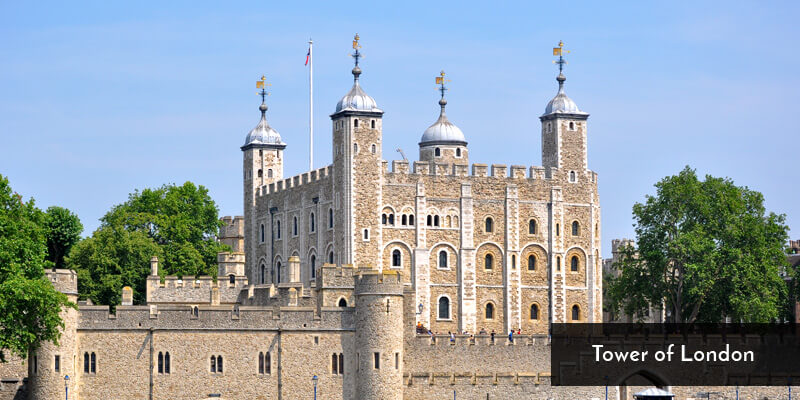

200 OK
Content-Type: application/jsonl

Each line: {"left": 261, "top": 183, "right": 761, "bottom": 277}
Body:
{"left": 396, "top": 148, "right": 407, "bottom": 161}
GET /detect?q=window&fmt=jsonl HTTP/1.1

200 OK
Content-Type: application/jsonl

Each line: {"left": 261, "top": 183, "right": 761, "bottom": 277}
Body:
{"left": 264, "top": 352, "right": 272, "bottom": 374}
{"left": 446, "top": 215, "right": 451, "bottom": 227}
{"left": 165, "top": 352, "right": 170, "bottom": 374}
{"left": 409, "top": 215, "right": 414, "bottom": 225}
{"left": 276, "top": 262, "right": 282, "bottom": 283}
{"left": 229, "top": 274, "right": 235, "bottom": 284}
{"left": 401, "top": 214, "right": 407, "bottom": 225}
{"left": 571, "top": 305, "right": 580, "bottom": 321}
{"left": 260, "top": 224, "right": 265, "bottom": 242}
{"left": 395, "top": 352, "right": 399, "bottom": 369}
{"left": 276, "top": 220, "right": 281, "bottom": 239}
{"left": 260, "top": 264, "right": 266, "bottom": 284}
{"left": 556, "top": 223, "right": 560, "bottom": 236}
{"left": 569, "top": 171, "right": 576, "bottom": 182}
{"left": 557, "top": 256, "right": 561, "bottom": 271}
{"left": 571, "top": 255, "right": 579, "bottom": 272}
{"left": 339, "top": 353, "right": 344, "bottom": 375}
{"left": 527, "top": 255, "right": 536, "bottom": 271}
{"left": 310, "top": 213, "right": 315, "bottom": 232}
{"left": 33, "top": 355, "right": 37, "bottom": 375}
{"left": 392, "top": 249, "right": 401, "bottom": 267}
{"left": 438, "top": 250, "right": 448, "bottom": 269}
{"left": 363, "top": 229, "right": 369, "bottom": 240}
{"left": 84, "top": 352, "right": 89, "bottom": 373}
{"left": 210, "top": 355, "right": 223, "bottom": 373}
{"left": 54, "top": 355, "right": 60, "bottom": 372}
{"left": 268, "top": 169, "right": 273, "bottom": 178}
{"left": 438, "top": 297, "right": 450, "bottom": 320}
{"left": 572, "top": 221, "right": 580, "bottom": 236}
{"left": 258, "top": 169, "right": 263, "bottom": 178}
{"left": 485, "top": 217, "right": 493, "bottom": 233}
{"left": 485, "top": 303, "right": 495, "bottom": 319}
{"left": 426, "top": 215, "right": 432, "bottom": 226}
{"left": 293, "top": 216, "right": 298, "bottom": 236}
{"left": 259, "top": 352, "right": 264, "bottom": 374}
{"left": 456, "top": 148, "right": 462, "bottom": 157}
{"left": 373, "top": 352, "right": 380, "bottom": 369}
{"left": 310, "top": 255, "right": 316, "bottom": 279}
{"left": 484, "top": 253, "right": 494, "bottom": 270}
{"left": 371, "top": 144, "right": 376, "bottom": 153}
{"left": 569, "top": 121, "right": 575, "bottom": 130}
{"left": 388, "top": 214, "right": 394, "bottom": 225}
{"left": 382, "top": 214, "right": 387, "bottom": 225}
{"left": 328, "top": 251, "right": 334, "bottom": 264}
{"left": 354, "top": 143, "right": 359, "bottom": 153}
{"left": 332, "top": 353, "right": 339, "bottom": 374}
{"left": 192, "top": 306, "right": 199, "bottom": 317}
{"left": 511, "top": 255, "right": 516, "bottom": 269}
{"left": 435, "top": 147, "right": 441, "bottom": 157}
{"left": 338, "top": 298, "right": 348, "bottom": 307}
{"left": 91, "top": 352, "right": 96, "bottom": 374}
{"left": 530, "top": 304, "right": 539, "bottom": 320}
{"left": 329, "top": 208, "right": 334, "bottom": 228}
{"left": 528, "top": 219, "right": 537, "bottom": 234}
{"left": 158, "top": 352, "right": 171, "bottom": 374}
{"left": 354, "top": 119, "right": 359, "bottom": 127}
{"left": 371, "top": 120, "right": 376, "bottom": 129}
{"left": 434, "top": 215, "right": 439, "bottom": 227}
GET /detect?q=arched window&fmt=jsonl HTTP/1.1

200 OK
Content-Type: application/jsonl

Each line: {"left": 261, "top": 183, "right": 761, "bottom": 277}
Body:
{"left": 210, "top": 356, "right": 216, "bottom": 373}
{"left": 485, "top": 217, "right": 493, "bottom": 233}
{"left": 401, "top": 214, "right": 407, "bottom": 225}
{"left": 353, "top": 143, "right": 358, "bottom": 153}
{"left": 217, "top": 355, "right": 223, "bottom": 373}
{"left": 338, "top": 298, "right": 347, "bottom": 307}
{"left": 438, "top": 297, "right": 450, "bottom": 320}
{"left": 265, "top": 352, "right": 271, "bottom": 374}
{"left": 329, "top": 208, "right": 334, "bottom": 228}
{"left": 328, "top": 251, "right": 334, "bottom": 264}
{"left": 446, "top": 215, "right": 451, "bottom": 227}
{"left": 363, "top": 229, "right": 369, "bottom": 240}
{"left": 260, "top": 264, "right": 266, "bottom": 284}
{"left": 427, "top": 215, "right": 432, "bottom": 226}
{"left": 158, "top": 352, "right": 164, "bottom": 373}
{"left": 354, "top": 119, "right": 359, "bottom": 128}
{"left": 569, "top": 171, "right": 576, "bottom": 182}
{"left": 83, "top": 352, "right": 89, "bottom": 373}
{"left": 485, "top": 303, "right": 494, "bottom": 319}
{"left": 229, "top": 274, "right": 235, "bottom": 284}
{"left": 164, "top": 352, "right": 170, "bottom": 374}
{"left": 571, "top": 255, "right": 579, "bottom": 272}
{"left": 276, "top": 220, "right": 281, "bottom": 239}
{"left": 310, "top": 255, "right": 316, "bottom": 278}
{"left": 90, "top": 352, "right": 96, "bottom": 373}
{"left": 435, "top": 147, "right": 441, "bottom": 157}
{"left": 569, "top": 121, "right": 575, "bottom": 130}
{"left": 456, "top": 148, "right": 461, "bottom": 157}
{"left": 571, "top": 305, "right": 580, "bottom": 321}
{"left": 392, "top": 249, "right": 401, "bottom": 267}
{"left": 530, "top": 304, "right": 539, "bottom": 320}
{"left": 268, "top": 169, "right": 273, "bottom": 178}
{"left": 382, "top": 214, "right": 387, "bottom": 224}
{"left": 434, "top": 215, "right": 440, "bottom": 227}
{"left": 409, "top": 214, "right": 414, "bottom": 225}
{"left": 310, "top": 213, "right": 315, "bottom": 232}
{"left": 527, "top": 255, "right": 536, "bottom": 271}
{"left": 339, "top": 353, "right": 344, "bottom": 375}
{"left": 293, "top": 216, "right": 298, "bottom": 236}
{"left": 572, "top": 221, "right": 580, "bottom": 236}
{"left": 258, "top": 169, "right": 263, "bottom": 178}
{"left": 556, "top": 223, "right": 560, "bottom": 236}
{"left": 260, "top": 224, "right": 265, "bottom": 242}
{"left": 556, "top": 256, "right": 561, "bottom": 271}
{"left": 528, "top": 219, "right": 537, "bottom": 234}
{"left": 438, "top": 250, "right": 448, "bottom": 269}
{"left": 332, "top": 353, "right": 339, "bottom": 375}
{"left": 259, "top": 352, "right": 264, "bottom": 374}
{"left": 388, "top": 214, "right": 394, "bottom": 225}
{"left": 192, "top": 306, "right": 199, "bottom": 317}
{"left": 371, "top": 144, "right": 376, "bottom": 153}
{"left": 484, "top": 253, "right": 494, "bottom": 270}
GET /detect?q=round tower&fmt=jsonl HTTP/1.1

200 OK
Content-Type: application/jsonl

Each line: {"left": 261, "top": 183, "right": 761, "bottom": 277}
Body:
{"left": 28, "top": 269, "right": 79, "bottom": 400}
{"left": 354, "top": 270, "right": 404, "bottom": 400}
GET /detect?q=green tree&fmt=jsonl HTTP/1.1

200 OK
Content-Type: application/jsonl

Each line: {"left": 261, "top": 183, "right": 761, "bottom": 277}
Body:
{"left": 0, "top": 174, "right": 73, "bottom": 362}
{"left": 68, "top": 182, "right": 228, "bottom": 305}
{"left": 607, "top": 166, "right": 789, "bottom": 323}
{"left": 44, "top": 206, "right": 83, "bottom": 269}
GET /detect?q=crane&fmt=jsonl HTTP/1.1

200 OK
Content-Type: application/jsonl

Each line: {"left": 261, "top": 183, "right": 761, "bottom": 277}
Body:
{"left": 396, "top": 148, "right": 407, "bottom": 161}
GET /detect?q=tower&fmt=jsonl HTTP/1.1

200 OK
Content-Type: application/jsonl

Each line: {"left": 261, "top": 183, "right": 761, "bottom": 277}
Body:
{"left": 354, "top": 270, "right": 404, "bottom": 400}
{"left": 242, "top": 77, "right": 286, "bottom": 283}
{"left": 540, "top": 41, "right": 589, "bottom": 173}
{"left": 419, "top": 70, "right": 468, "bottom": 165}
{"left": 330, "top": 34, "right": 384, "bottom": 267}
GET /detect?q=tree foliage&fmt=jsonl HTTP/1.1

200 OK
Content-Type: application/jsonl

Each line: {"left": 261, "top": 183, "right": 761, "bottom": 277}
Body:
{"left": 607, "top": 167, "right": 789, "bottom": 323}
{"left": 44, "top": 206, "right": 83, "bottom": 269}
{"left": 68, "top": 182, "right": 228, "bottom": 305}
{"left": 0, "top": 174, "right": 73, "bottom": 362}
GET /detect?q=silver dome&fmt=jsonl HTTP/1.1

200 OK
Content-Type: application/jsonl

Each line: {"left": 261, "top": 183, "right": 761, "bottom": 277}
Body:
{"left": 335, "top": 67, "right": 382, "bottom": 114}
{"left": 543, "top": 73, "right": 587, "bottom": 116}
{"left": 420, "top": 99, "right": 466, "bottom": 145}
{"left": 243, "top": 103, "right": 284, "bottom": 147}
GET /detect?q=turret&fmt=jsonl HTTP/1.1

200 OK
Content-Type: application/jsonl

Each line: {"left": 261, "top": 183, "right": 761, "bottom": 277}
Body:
{"left": 354, "top": 270, "right": 404, "bottom": 400}
{"left": 242, "top": 79, "right": 286, "bottom": 284}
{"left": 419, "top": 70, "right": 468, "bottom": 165}
{"left": 28, "top": 269, "right": 79, "bottom": 399}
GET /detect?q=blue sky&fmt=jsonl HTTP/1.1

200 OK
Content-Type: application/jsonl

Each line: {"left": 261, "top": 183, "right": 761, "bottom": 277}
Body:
{"left": 1, "top": 1, "right": 797, "bottom": 257}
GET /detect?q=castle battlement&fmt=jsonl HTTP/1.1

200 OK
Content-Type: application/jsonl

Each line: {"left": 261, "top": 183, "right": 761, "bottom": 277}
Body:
{"left": 387, "top": 160, "right": 592, "bottom": 182}
{"left": 44, "top": 268, "right": 78, "bottom": 295}
{"left": 146, "top": 274, "right": 246, "bottom": 305}
{"left": 257, "top": 165, "right": 332, "bottom": 197}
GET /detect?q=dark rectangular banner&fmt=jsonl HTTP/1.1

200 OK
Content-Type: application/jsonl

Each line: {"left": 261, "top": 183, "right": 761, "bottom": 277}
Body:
{"left": 551, "top": 323, "right": 800, "bottom": 386}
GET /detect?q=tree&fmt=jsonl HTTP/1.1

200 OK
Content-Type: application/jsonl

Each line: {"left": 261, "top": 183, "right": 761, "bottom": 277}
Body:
{"left": 0, "top": 174, "right": 73, "bottom": 362}
{"left": 607, "top": 166, "right": 789, "bottom": 323}
{"left": 44, "top": 206, "right": 83, "bottom": 269}
{"left": 68, "top": 182, "right": 228, "bottom": 305}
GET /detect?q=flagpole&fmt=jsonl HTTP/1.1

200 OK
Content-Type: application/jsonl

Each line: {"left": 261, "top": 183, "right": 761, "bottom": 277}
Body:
{"left": 308, "top": 38, "right": 314, "bottom": 171}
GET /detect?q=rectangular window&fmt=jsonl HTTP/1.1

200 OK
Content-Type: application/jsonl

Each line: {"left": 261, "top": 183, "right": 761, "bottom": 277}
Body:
{"left": 54, "top": 355, "right": 60, "bottom": 372}
{"left": 395, "top": 352, "right": 399, "bottom": 369}
{"left": 373, "top": 352, "right": 380, "bottom": 369}
{"left": 33, "top": 355, "right": 37, "bottom": 375}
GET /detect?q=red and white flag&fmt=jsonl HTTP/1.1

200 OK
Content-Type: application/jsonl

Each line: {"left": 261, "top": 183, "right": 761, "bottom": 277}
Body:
{"left": 305, "top": 48, "right": 310, "bottom": 66}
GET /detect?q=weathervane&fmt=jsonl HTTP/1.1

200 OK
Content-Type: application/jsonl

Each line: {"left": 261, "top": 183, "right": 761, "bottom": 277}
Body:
{"left": 435, "top": 70, "right": 451, "bottom": 100}
{"left": 256, "top": 75, "right": 271, "bottom": 103}
{"left": 552, "top": 40, "right": 570, "bottom": 74}
{"left": 351, "top": 33, "right": 362, "bottom": 67}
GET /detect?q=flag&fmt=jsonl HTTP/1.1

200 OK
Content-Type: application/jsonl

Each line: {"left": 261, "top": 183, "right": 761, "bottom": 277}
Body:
{"left": 305, "top": 48, "right": 310, "bottom": 66}
{"left": 553, "top": 47, "right": 562, "bottom": 56}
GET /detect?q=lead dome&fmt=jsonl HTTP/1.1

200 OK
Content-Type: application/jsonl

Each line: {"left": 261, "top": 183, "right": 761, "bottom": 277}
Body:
{"left": 419, "top": 98, "right": 466, "bottom": 145}
{"left": 243, "top": 102, "right": 284, "bottom": 147}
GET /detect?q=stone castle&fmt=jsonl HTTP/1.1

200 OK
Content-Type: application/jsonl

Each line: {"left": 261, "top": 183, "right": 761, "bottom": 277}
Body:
{"left": 5, "top": 38, "right": 789, "bottom": 400}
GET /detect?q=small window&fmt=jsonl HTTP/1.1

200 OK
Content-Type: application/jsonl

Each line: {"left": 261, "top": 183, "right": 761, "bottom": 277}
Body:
{"left": 192, "top": 306, "right": 199, "bottom": 317}
{"left": 33, "top": 355, "right": 37, "bottom": 375}
{"left": 259, "top": 149, "right": 263, "bottom": 157}
{"left": 528, "top": 219, "right": 537, "bottom": 235}
{"left": 484, "top": 253, "right": 494, "bottom": 270}
{"left": 409, "top": 215, "right": 414, "bottom": 225}
{"left": 569, "top": 171, "right": 576, "bottom": 182}
{"left": 435, "top": 147, "right": 441, "bottom": 157}
{"left": 354, "top": 143, "right": 358, "bottom": 153}
{"left": 382, "top": 214, "right": 387, "bottom": 225}
{"left": 571, "top": 255, "right": 579, "bottom": 272}
{"left": 91, "top": 352, "right": 96, "bottom": 374}
{"left": 259, "top": 352, "right": 264, "bottom": 374}
{"left": 511, "top": 255, "right": 516, "bottom": 269}
{"left": 54, "top": 355, "right": 60, "bottom": 372}
{"left": 259, "top": 351, "right": 271, "bottom": 374}
{"left": 401, "top": 215, "right": 407, "bottom": 225}
{"left": 329, "top": 251, "right": 334, "bottom": 264}
{"left": 260, "top": 264, "right": 266, "bottom": 285}
{"left": 329, "top": 208, "right": 334, "bottom": 228}
{"left": 210, "top": 356, "right": 216, "bottom": 373}
{"left": 572, "top": 221, "right": 580, "bottom": 236}
{"left": 371, "top": 144, "right": 376, "bottom": 153}
{"left": 556, "top": 223, "right": 560, "bottom": 237}
{"left": 485, "top": 217, "right": 493, "bottom": 233}
{"left": 395, "top": 352, "right": 399, "bottom": 369}
{"left": 217, "top": 355, "right": 223, "bottom": 373}
{"left": 354, "top": 119, "right": 359, "bottom": 128}
{"left": 527, "top": 255, "right": 536, "bottom": 271}
{"left": 392, "top": 249, "right": 401, "bottom": 267}
{"left": 388, "top": 214, "right": 394, "bottom": 225}
{"left": 257, "top": 169, "right": 263, "bottom": 178}
{"left": 373, "top": 352, "right": 380, "bottom": 369}
{"left": 438, "top": 297, "right": 450, "bottom": 319}
{"left": 557, "top": 256, "right": 561, "bottom": 271}
{"left": 371, "top": 120, "right": 376, "bottom": 129}
{"left": 338, "top": 298, "right": 348, "bottom": 307}
{"left": 158, "top": 352, "right": 164, "bottom": 374}
{"left": 310, "top": 213, "right": 316, "bottom": 232}
{"left": 339, "top": 353, "right": 344, "bottom": 375}
{"left": 83, "top": 352, "right": 89, "bottom": 373}
{"left": 434, "top": 215, "right": 440, "bottom": 227}
{"left": 332, "top": 353, "right": 339, "bottom": 374}
{"left": 569, "top": 121, "right": 575, "bottom": 130}
{"left": 164, "top": 352, "right": 170, "bottom": 374}
{"left": 363, "top": 229, "right": 369, "bottom": 240}
{"left": 426, "top": 215, "right": 432, "bottom": 226}
{"left": 229, "top": 274, "right": 235, "bottom": 284}
{"left": 456, "top": 148, "right": 462, "bottom": 157}
{"left": 485, "top": 303, "right": 495, "bottom": 319}
{"left": 293, "top": 216, "right": 298, "bottom": 236}
{"left": 260, "top": 224, "right": 265, "bottom": 243}
{"left": 276, "top": 262, "right": 282, "bottom": 283}
{"left": 571, "top": 305, "right": 580, "bottom": 321}
{"left": 276, "top": 220, "right": 281, "bottom": 239}
{"left": 268, "top": 169, "right": 273, "bottom": 178}
{"left": 530, "top": 304, "right": 539, "bottom": 320}
{"left": 438, "top": 250, "right": 448, "bottom": 269}
{"left": 310, "top": 255, "right": 316, "bottom": 278}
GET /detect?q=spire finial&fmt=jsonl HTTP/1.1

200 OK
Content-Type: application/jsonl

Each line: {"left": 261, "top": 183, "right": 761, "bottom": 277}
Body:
{"left": 552, "top": 40, "right": 570, "bottom": 90}
{"left": 435, "top": 70, "right": 451, "bottom": 110}
{"left": 351, "top": 33, "right": 362, "bottom": 81}
{"left": 256, "top": 75, "right": 271, "bottom": 115}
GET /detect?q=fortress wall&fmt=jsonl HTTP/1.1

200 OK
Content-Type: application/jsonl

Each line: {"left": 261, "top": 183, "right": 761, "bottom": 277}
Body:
{"left": 146, "top": 275, "right": 246, "bottom": 305}
{"left": 0, "top": 356, "right": 26, "bottom": 400}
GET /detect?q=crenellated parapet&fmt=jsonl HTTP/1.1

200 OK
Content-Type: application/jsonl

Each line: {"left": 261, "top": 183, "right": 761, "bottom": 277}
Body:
{"left": 146, "top": 275, "right": 246, "bottom": 305}
{"left": 387, "top": 160, "right": 597, "bottom": 183}
{"left": 256, "top": 165, "right": 332, "bottom": 197}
